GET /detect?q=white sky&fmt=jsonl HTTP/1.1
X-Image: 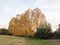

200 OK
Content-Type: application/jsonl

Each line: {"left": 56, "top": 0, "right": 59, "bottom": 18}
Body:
{"left": 0, "top": 0, "right": 60, "bottom": 31}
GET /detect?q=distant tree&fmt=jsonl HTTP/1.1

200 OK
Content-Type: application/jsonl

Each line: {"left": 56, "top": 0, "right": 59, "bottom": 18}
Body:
{"left": 53, "top": 24, "right": 60, "bottom": 39}
{"left": 0, "top": 28, "right": 12, "bottom": 35}
{"left": 58, "top": 24, "right": 60, "bottom": 31}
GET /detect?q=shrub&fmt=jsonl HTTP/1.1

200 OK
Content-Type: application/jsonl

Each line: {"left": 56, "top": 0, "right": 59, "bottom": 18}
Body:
{"left": 0, "top": 28, "right": 12, "bottom": 35}
{"left": 34, "top": 28, "right": 52, "bottom": 39}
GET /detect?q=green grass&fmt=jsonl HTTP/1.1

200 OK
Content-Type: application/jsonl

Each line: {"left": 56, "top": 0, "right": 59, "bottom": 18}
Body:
{"left": 26, "top": 38, "right": 60, "bottom": 45}
{"left": 0, "top": 35, "right": 60, "bottom": 45}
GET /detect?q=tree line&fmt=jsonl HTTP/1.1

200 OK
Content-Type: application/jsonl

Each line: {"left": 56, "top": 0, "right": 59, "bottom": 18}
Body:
{"left": 0, "top": 24, "right": 60, "bottom": 39}
{"left": 34, "top": 24, "right": 60, "bottom": 39}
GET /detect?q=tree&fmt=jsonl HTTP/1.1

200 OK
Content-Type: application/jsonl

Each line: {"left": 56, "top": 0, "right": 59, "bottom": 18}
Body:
{"left": 34, "top": 23, "right": 52, "bottom": 39}
{"left": 8, "top": 8, "right": 47, "bottom": 37}
{"left": 58, "top": 24, "right": 60, "bottom": 31}
{"left": 0, "top": 28, "right": 11, "bottom": 35}
{"left": 52, "top": 24, "right": 60, "bottom": 39}
{"left": 34, "top": 28, "right": 52, "bottom": 39}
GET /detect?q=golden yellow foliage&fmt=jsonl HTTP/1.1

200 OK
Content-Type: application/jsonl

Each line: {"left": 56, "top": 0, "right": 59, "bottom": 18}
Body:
{"left": 8, "top": 8, "right": 47, "bottom": 36}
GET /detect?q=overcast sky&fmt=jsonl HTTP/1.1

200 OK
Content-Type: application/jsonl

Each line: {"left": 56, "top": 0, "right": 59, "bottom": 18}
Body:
{"left": 0, "top": 0, "right": 60, "bottom": 31}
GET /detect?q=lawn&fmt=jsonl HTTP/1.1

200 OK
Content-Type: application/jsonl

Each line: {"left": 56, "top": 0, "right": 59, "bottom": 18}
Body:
{"left": 0, "top": 35, "right": 30, "bottom": 45}
{"left": 26, "top": 38, "right": 60, "bottom": 45}
{"left": 0, "top": 35, "right": 60, "bottom": 45}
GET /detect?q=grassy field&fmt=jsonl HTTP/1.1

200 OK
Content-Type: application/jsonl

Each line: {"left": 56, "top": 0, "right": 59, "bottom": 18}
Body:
{"left": 0, "top": 35, "right": 60, "bottom": 45}
{"left": 0, "top": 35, "right": 31, "bottom": 45}
{"left": 26, "top": 38, "right": 60, "bottom": 45}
